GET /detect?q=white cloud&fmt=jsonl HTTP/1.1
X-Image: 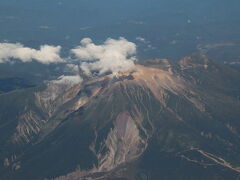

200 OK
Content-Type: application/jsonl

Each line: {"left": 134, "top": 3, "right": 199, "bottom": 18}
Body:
{"left": 136, "top": 37, "right": 147, "bottom": 43}
{"left": 0, "top": 37, "right": 138, "bottom": 77}
{"left": 71, "top": 37, "right": 137, "bottom": 75}
{"left": 65, "top": 64, "right": 79, "bottom": 74}
{"left": 52, "top": 75, "right": 83, "bottom": 85}
{"left": 136, "top": 37, "right": 156, "bottom": 50}
{"left": 0, "top": 43, "right": 63, "bottom": 64}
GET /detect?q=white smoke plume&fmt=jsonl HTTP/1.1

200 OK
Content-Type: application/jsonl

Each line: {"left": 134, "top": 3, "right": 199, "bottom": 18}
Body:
{"left": 71, "top": 37, "right": 137, "bottom": 75}
{"left": 0, "top": 43, "right": 63, "bottom": 64}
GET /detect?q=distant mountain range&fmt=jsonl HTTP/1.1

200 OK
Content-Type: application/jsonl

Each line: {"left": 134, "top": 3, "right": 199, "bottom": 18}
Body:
{"left": 0, "top": 54, "right": 240, "bottom": 180}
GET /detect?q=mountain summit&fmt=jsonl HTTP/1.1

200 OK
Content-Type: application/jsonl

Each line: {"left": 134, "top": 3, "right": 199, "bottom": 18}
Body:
{"left": 0, "top": 54, "right": 240, "bottom": 180}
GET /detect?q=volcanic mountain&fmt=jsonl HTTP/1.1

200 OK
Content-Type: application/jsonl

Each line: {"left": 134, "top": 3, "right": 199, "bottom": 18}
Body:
{"left": 0, "top": 54, "right": 240, "bottom": 180}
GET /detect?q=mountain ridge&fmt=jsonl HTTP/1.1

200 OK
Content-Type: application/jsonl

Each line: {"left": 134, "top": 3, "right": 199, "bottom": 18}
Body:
{"left": 0, "top": 54, "right": 240, "bottom": 180}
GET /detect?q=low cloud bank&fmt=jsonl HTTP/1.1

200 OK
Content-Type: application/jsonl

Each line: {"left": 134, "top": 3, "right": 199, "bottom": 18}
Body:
{"left": 0, "top": 43, "right": 63, "bottom": 64}
{"left": 71, "top": 37, "right": 137, "bottom": 75}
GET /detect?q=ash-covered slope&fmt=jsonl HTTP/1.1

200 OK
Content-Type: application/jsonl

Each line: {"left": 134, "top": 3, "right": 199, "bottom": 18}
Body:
{"left": 0, "top": 54, "right": 240, "bottom": 180}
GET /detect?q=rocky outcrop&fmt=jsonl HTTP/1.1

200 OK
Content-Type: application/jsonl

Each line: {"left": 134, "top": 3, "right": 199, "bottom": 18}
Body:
{"left": 11, "top": 76, "right": 82, "bottom": 144}
{"left": 96, "top": 111, "right": 147, "bottom": 171}
{"left": 35, "top": 78, "right": 81, "bottom": 117}
{"left": 12, "top": 110, "right": 46, "bottom": 143}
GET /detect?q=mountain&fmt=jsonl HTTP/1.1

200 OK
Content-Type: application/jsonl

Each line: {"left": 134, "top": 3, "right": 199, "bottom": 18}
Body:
{"left": 0, "top": 54, "right": 240, "bottom": 180}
